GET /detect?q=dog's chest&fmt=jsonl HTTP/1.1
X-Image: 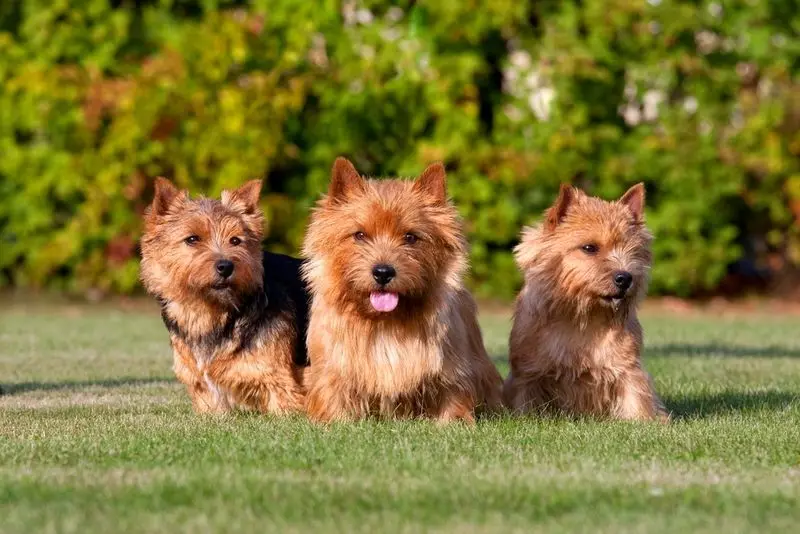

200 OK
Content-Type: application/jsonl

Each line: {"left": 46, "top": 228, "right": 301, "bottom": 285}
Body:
{"left": 178, "top": 336, "right": 242, "bottom": 397}
{"left": 539, "top": 328, "right": 627, "bottom": 381}
{"left": 331, "top": 332, "right": 444, "bottom": 395}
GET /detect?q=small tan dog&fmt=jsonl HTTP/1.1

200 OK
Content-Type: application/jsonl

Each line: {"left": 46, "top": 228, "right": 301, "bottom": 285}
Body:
{"left": 504, "top": 183, "right": 668, "bottom": 421}
{"left": 140, "top": 178, "right": 309, "bottom": 415}
{"left": 301, "top": 158, "right": 502, "bottom": 423}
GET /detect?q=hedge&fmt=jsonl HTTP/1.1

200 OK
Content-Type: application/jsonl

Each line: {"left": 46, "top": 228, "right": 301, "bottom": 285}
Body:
{"left": 0, "top": 0, "right": 798, "bottom": 298}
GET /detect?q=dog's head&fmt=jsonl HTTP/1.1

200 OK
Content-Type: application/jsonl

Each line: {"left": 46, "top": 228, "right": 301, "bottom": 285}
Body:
{"left": 303, "top": 158, "right": 467, "bottom": 318}
{"left": 140, "top": 178, "right": 264, "bottom": 308}
{"left": 516, "top": 183, "right": 652, "bottom": 317}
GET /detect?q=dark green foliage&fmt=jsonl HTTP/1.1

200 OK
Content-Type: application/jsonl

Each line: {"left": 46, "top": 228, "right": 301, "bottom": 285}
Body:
{"left": 1, "top": 1, "right": 798, "bottom": 297}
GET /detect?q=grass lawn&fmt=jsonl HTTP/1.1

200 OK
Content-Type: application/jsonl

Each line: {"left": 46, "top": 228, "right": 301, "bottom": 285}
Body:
{"left": 1, "top": 301, "right": 799, "bottom": 533}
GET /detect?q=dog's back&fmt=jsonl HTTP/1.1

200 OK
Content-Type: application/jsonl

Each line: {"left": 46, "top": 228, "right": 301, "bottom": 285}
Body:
{"left": 262, "top": 251, "right": 310, "bottom": 367}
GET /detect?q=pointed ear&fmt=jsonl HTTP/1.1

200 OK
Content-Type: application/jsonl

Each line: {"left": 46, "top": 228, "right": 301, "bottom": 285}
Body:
{"left": 619, "top": 182, "right": 645, "bottom": 222}
{"left": 545, "top": 184, "right": 577, "bottom": 231}
{"left": 329, "top": 157, "right": 365, "bottom": 201}
{"left": 413, "top": 162, "right": 447, "bottom": 204}
{"left": 221, "top": 179, "right": 262, "bottom": 214}
{"left": 150, "top": 177, "right": 184, "bottom": 217}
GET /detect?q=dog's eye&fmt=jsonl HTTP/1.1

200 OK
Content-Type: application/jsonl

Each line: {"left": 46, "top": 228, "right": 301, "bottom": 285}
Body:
{"left": 354, "top": 231, "right": 366, "bottom": 241}
{"left": 403, "top": 232, "right": 418, "bottom": 245}
{"left": 229, "top": 237, "right": 242, "bottom": 246}
{"left": 581, "top": 243, "right": 599, "bottom": 255}
{"left": 184, "top": 235, "right": 200, "bottom": 245}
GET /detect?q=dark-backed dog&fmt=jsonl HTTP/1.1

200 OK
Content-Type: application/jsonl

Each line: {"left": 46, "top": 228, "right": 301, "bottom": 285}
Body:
{"left": 140, "top": 177, "right": 309, "bottom": 414}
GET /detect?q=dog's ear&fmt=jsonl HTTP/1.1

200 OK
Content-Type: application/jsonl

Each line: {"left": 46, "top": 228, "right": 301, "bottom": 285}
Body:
{"left": 545, "top": 183, "right": 577, "bottom": 231}
{"left": 413, "top": 162, "right": 447, "bottom": 204}
{"left": 329, "top": 157, "right": 365, "bottom": 202}
{"left": 222, "top": 179, "right": 262, "bottom": 215}
{"left": 150, "top": 177, "right": 185, "bottom": 217}
{"left": 619, "top": 182, "right": 645, "bottom": 222}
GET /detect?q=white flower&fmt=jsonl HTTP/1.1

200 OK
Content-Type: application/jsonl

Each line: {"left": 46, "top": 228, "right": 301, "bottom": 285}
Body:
{"left": 308, "top": 33, "right": 328, "bottom": 68}
{"left": 683, "top": 96, "right": 698, "bottom": 114}
{"left": 386, "top": 7, "right": 404, "bottom": 23}
{"left": 381, "top": 27, "right": 401, "bottom": 42}
{"left": 525, "top": 71, "right": 542, "bottom": 89}
{"left": 621, "top": 104, "right": 642, "bottom": 126}
{"left": 356, "top": 9, "right": 374, "bottom": 25}
{"left": 359, "top": 45, "right": 375, "bottom": 60}
{"left": 502, "top": 68, "right": 519, "bottom": 94}
{"left": 419, "top": 53, "right": 430, "bottom": 71}
{"left": 529, "top": 87, "right": 555, "bottom": 121}
{"left": 342, "top": 1, "right": 357, "bottom": 26}
{"left": 695, "top": 30, "right": 720, "bottom": 55}
{"left": 509, "top": 50, "right": 532, "bottom": 70}
{"left": 643, "top": 90, "right": 665, "bottom": 121}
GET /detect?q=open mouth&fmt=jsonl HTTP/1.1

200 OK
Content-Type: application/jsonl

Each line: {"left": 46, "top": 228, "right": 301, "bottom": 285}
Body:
{"left": 369, "top": 291, "right": 399, "bottom": 312}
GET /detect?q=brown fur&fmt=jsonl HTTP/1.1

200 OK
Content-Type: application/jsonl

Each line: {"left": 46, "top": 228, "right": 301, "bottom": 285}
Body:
{"left": 504, "top": 183, "right": 669, "bottom": 421}
{"left": 301, "top": 158, "right": 502, "bottom": 423}
{"left": 140, "top": 178, "right": 306, "bottom": 414}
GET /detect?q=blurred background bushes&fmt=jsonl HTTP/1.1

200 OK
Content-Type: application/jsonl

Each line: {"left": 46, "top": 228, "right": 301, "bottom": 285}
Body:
{"left": 0, "top": 0, "right": 798, "bottom": 299}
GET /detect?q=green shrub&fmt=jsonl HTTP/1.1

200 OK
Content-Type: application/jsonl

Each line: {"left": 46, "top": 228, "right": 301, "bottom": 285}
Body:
{"left": 0, "top": 0, "right": 798, "bottom": 298}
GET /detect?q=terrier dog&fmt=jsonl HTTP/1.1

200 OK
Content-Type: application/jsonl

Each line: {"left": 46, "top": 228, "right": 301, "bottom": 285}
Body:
{"left": 140, "top": 178, "right": 309, "bottom": 414}
{"left": 301, "top": 158, "right": 502, "bottom": 423}
{"left": 504, "top": 183, "right": 668, "bottom": 420}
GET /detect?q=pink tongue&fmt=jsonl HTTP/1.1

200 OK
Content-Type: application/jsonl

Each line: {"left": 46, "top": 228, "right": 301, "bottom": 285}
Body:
{"left": 370, "top": 291, "right": 399, "bottom": 312}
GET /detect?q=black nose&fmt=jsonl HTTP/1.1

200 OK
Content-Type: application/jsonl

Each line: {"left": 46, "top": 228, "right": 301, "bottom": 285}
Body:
{"left": 372, "top": 264, "right": 396, "bottom": 286}
{"left": 613, "top": 270, "right": 633, "bottom": 291}
{"left": 215, "top": 259, "right": 234, "bottom": 279}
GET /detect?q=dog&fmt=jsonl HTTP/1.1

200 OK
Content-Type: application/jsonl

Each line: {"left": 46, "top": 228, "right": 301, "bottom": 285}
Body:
{"left": 301, "top": 158, "right": 502, "bottom": 423}
{"left": 503, "top": 183, "right": 668, "bottom": 421}
{"left": 140, "top": 177, "right": 309, "bottom": 414}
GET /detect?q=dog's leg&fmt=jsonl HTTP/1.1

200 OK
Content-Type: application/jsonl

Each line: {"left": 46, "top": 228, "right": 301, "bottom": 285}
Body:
{"left": 305, "top": 372, "right": 364, "bottom": 423}
{"left": 208, "top": 352, "right": 305, "bottom": 415}
{"left": 433, "top": 388, "right": 476, "bottom": 424}
{"left": 613, "top": 370, "right": 669, "bottom": 421}
{"left": 256, "top": 374, "right": 305, "bottom": 415}
{"left": 171, "top": 346, "right": 229, "bottom": 414}
{"left": 503, "top": 372, "right": 553, "bottom": 415}
{"left": 501, "top": 372, "right": 523, "bottom": 411}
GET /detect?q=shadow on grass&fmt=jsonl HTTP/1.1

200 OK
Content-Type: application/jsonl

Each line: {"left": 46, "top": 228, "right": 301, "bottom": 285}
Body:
{"left": 648, "top": 343, "right": 800, "bottom": 358}
{"left": 0, "top": 377, "right": 174, "bottom": 395}
{"left": 665, "top": 390, "right": 799, "bottom": 419}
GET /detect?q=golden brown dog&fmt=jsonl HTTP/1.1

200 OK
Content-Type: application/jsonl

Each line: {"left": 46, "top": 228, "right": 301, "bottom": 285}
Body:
{"left": 504, "top": 183, "right": 668, "bottom": 421}
{"left": 301, "top": 158, "right": 502, "bottom": 423}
